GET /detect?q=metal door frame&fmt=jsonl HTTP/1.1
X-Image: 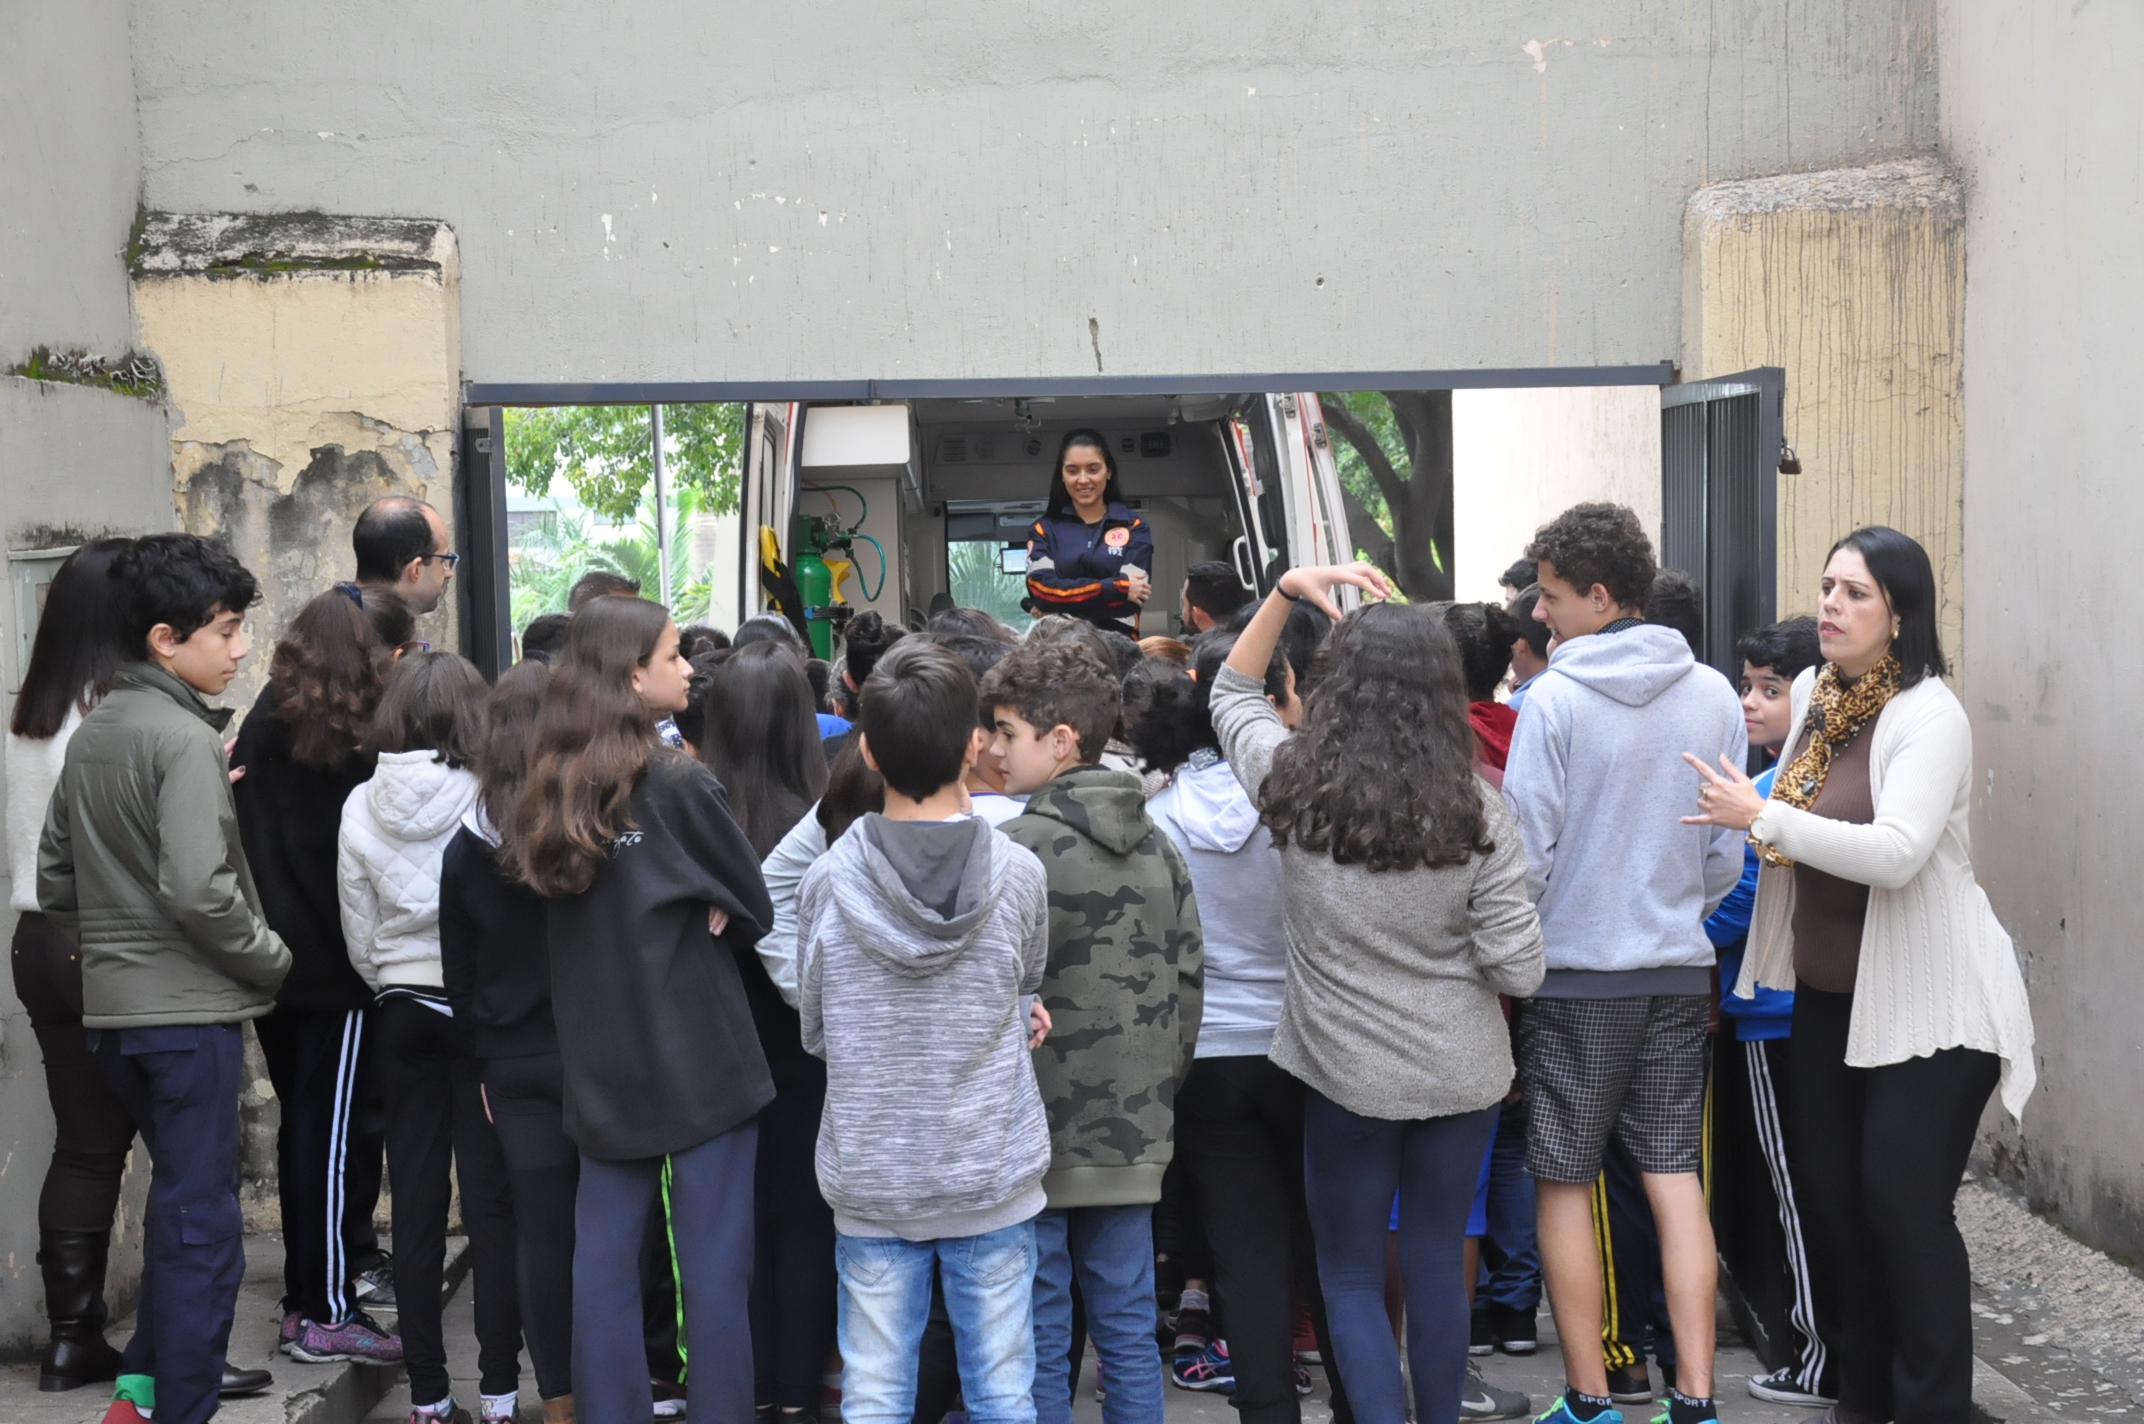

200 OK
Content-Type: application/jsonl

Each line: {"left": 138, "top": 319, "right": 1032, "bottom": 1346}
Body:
{"left": 1660, "top": 367, "right": 1784, "bottom": 677}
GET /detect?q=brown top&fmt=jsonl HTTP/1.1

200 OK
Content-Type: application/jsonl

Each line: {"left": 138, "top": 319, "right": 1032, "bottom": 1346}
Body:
{"left": 1789, "top": 720, "right": 1876, "bottom": 992}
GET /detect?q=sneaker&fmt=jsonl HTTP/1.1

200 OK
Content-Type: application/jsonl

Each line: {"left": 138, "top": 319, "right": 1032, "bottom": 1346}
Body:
{"left": 1746, "top": 1370, "right": 1837, "bottom": 1407}
{"left": 1294, "top": 1363, "right": 1314, "bottom": 1397}
{"left": 1459, "top": 1367, "right": 1530, "bottom": 1421}
{"left": 652, "top": 1379, "right": 688, "bottom": 1419}
{"left": 279, "top": 1309, "right": 306, "bottom": 1356}
{"left": 352, "top": 1254, "right": 398, "bottom": 1312}
{"left": 289, "top": 1312, "right": 404, "bottom": 1365}
{"left": 1647, "top": 1403, "right": 1714, "bottom": 1424}
{"left": 1534, "top": 1396, "right": 1622, "bottom": 1424}
{"left": 1472, "top": 1308, "right": 1497, "bottom": 1355}
{"left": 1606, "top": 1364, "right": 1653, "bottom": 1405}
{"left": 1490, "top": 1302, "right": 1538, "bottom": 1356}
{"left": 411, "top": 1405, "right": 473, "bottom": 1424}
{"left": 101, "top": 1403, "right": 151, "bottom": 1424}
{"left": 1170, "top": 1338, "right": 1235, "bottom": 1393}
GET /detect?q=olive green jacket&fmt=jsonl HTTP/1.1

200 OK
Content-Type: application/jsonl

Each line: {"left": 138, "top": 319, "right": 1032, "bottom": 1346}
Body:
{"left": 1001, "top": 767, "right": 1203, "bottom": 1209}
{"left": 38, "top": 663, "right": 290, "bottom": 1028}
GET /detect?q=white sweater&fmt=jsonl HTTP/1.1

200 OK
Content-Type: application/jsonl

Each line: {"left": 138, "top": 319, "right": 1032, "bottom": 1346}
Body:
{"left": 1737, "top": 669, "right": 2036, "bottom": 1117}
{"left": 337, "top": 751, "right": 480, "bottom": 992}
{"left": 4, "top": 707, "right": 81, "bottom": 913}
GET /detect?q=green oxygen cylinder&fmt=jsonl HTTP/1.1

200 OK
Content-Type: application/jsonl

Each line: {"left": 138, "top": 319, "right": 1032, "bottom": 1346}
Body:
{"left": 794, "top": 546, "right": 834, "bottom": 659}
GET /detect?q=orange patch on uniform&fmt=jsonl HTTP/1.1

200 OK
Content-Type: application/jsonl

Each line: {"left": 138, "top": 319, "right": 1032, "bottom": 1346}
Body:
{"left": 1104, "top": 527, "right": 1131, "bottom": 548}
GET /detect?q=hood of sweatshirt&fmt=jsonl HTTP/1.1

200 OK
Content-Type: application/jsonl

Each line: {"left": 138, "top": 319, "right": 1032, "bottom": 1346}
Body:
{"left": 365, "top": 750, "right": 480, "bottom": 842}
{"left": 1157, "top": 758, "right": 1263, "bottom": 854}
{"left": 1543, "top": 624, "right": 1699, "bottom": 708}
{"left": 832, "top": 815, "right": 1000, "bottom": 978}
{"left": 1018, "top": 767, "right": 1153, "bottom": 856}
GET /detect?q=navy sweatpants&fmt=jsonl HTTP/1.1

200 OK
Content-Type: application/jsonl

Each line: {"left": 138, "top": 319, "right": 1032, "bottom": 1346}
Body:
{"left": 573, "top": 1121, "right": 759, "bottom": 1424}
{"left": 93, "top": 1023, "right": 248, "bottom": 1424}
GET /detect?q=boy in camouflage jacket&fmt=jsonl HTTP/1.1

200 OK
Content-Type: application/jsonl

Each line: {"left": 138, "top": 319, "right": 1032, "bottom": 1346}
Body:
{"left": 983, "top": 637, "right": 1202, "bottom": 1424}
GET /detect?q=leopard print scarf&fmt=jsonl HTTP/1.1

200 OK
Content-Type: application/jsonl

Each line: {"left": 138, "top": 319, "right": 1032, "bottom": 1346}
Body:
{"left": 1753, "top": 653, "right": 1902, "bottom": 868}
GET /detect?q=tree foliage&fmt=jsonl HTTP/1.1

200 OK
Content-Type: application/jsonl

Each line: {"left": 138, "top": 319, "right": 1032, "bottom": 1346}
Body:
{"left": 1319, "top": 390, "right": 1454, "bottom": 603}
{"left": 509, "top": 484, "right": 718, "bottom": 631}
{"left": 504, "top": 403, "right": 745, "bottom": 523}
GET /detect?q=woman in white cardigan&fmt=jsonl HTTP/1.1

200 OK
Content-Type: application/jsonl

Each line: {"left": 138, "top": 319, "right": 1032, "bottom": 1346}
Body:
{"left": 1684, "top": 527, "right": 2033, "bottom": 1424}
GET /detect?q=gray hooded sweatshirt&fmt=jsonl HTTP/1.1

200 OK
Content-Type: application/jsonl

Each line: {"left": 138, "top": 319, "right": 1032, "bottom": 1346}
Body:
{"left": 1502, "top": 622, "right": 1747, "bottom": 994}
{"left": 796, "top": 813, "right": 1052, "bottom": 1241}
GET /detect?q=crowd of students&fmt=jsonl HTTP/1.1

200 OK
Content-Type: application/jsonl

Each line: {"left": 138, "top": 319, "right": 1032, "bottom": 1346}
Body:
{"left": 3, "top": 491, "right": 2034, "bottom": 1424}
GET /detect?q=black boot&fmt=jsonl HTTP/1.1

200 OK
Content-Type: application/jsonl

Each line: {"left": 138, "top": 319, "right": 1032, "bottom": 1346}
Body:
{"left": 37, "top": 1229, "right": 126, "bottom": 1392}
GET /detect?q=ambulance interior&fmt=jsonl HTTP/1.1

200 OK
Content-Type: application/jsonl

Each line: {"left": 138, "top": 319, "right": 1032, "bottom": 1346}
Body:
{"left": 736, "top": 392, "right": 1355, "bottom": 659}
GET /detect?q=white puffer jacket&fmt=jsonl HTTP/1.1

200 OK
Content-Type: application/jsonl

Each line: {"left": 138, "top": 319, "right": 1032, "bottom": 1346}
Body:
{"left": 337, "top": 751, "right": 481, "bottom": 992}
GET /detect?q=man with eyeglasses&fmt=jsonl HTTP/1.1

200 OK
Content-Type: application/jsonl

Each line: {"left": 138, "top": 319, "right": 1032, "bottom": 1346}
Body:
{"left": 353, "top": 497, "right": 457, "bottom": 616}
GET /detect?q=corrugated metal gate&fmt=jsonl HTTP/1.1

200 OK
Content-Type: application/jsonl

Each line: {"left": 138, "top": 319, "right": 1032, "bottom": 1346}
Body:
{"left": 1660, "top": 368, "right": 1784, "bottom": 678}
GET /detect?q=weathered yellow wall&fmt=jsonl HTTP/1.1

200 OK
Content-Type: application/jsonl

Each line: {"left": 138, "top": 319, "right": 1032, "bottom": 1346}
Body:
{"left": 131, "top": 214, "right": 461, "bottom": 714}
{"left": 1683, "top": 158, "right": 1964, "bottom": 670}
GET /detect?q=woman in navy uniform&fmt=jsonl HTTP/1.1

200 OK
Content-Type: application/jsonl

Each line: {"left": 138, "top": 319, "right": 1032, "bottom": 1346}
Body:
{"left": 1024, "top": 428, "right": 1155, "bottom": 634}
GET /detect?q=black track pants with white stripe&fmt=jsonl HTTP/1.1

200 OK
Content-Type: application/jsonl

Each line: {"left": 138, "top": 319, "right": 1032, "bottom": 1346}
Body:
{"left": 256, "top": 1004, "right": 387, "bottom": 1324}
{"left": 1711, "top": 1030, "right": 1836, "bottom": 1396}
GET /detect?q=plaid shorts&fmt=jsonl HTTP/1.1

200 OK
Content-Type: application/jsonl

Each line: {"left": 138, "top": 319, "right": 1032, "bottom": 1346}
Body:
{"left": 1517, "top": 995, "right": 1709, "bottom": 1183}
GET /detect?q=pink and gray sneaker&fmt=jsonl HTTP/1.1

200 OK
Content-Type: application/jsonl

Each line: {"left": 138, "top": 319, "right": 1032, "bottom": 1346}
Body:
{"left": 279, "top": 1310, "right": 306, "bottom": 1355}
{"left": 288, "top": 1312, "right": 404, "bottom": 1365}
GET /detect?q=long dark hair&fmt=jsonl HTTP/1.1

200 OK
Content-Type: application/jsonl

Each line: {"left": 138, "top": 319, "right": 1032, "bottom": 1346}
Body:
{"left": 10, "top": 538, "right": 134, "bottom": 739}
{"left": 694, "top": 642, "right": 829, "bottom": 859}
{"left": 817, "top": 737, "right": 885, "bottom": 842}
{"left": 1827, "top": 526, "right": 1946, "bottom": 688}
{"left": 507, "top": 596, "right": 671, "bottom": 896}
{"left": 1044, "top": 428, "right": 1122, "bottom": 517}
{"left": 1258, "top": 602, "right": 1492, "bottom": 871}
{"left": 267, "top": 587, "right": 396, "bottom": 768}
{"left": 477, "top": 659, "right": 549, "bottom": 837}
{"left": 369, "top": 652, "right": 488, "bottom": 769}
{"left": 1128, "top": 628, "right": 1288, "bottom": 775}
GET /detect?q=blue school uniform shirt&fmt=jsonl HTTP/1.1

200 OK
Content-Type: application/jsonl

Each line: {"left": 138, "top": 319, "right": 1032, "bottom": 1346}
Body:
{"left": 1706, "top": 764, "right": 1794, "bottom": 1041}
{"left": 1024, "top": 502, "right": 1153, "bottom": 631}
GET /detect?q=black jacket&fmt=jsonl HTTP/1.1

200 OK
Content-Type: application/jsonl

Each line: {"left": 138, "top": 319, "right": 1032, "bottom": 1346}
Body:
{"left": 546, "top": 753, "right": 776, "bottom": 1161}
{"left": 439, "top": 823, "right": 555, "bottom": 1061}
{"left": 230, "top": 685, "right": 376, "bottom": 1012}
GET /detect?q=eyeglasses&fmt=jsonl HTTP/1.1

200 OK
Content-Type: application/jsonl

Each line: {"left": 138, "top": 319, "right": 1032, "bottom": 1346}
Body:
{"left": 418, "top": 552, "right": 461, "bottom": 569}
{"left": 400, "top": 640, "right": 433, "bottom": 654}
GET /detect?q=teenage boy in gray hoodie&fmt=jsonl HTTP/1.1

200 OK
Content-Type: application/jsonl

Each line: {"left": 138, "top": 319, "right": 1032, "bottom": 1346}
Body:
{"left": 796, "top": 640, "right": 1054, "bottom": 1424}
{"left": 1501, "top": 504, "right": 1745, "bottom": 1424}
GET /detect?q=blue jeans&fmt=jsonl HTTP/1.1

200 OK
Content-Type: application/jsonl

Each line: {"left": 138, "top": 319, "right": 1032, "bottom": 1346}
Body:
{"left": 573, "top": 1123, "right": 758, "bottom": 1424}
{"left": 836, "top": 1222, "right": 1039, "bottom": 1424}
{"left": 1304, "top": 1091, "right": 1498, "bottom": 1424}
{"left": 1032, "top": 1206, "right": 1164, "bottom": 1424}
{"left": 92, "top": 1024, "right": 247, "bottom": 1424}
{"left": 1480, "top": 1100, "right": 1541, "bottom": 1311}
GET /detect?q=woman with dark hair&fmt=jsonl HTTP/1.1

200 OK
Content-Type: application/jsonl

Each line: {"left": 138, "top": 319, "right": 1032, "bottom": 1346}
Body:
{"left": 338, "top": 652, "right": 523, "bottom": 1423}
{"left": 235, "top": 584, "right": 413, "bottom": 1368}
{"left": 690, "top": 641, "right": 838, "bottom": 1424}
{"left": 1684, "top": 527, "right": 2035, "bottom": 1424}
{"left": 1023, "top": 428, "right": 1154, "bottom": 633}
{"left": 440, "top": 659, "right": 578, "bottom": 1424}
{"left": 506, "top": 596, "right": 773, "bottom": 1424}
{"left": 1213, "top": 563, "right": 1545, "bottom": 1424}
{"left": 1430, "top": 602, "right": 1521, "bottom": 786}
{"left": 1129, "top": 630, "right": 1355, "bottom": 1420}
{"left": 6, "top": 537, "right": 138, "bottom": 1391}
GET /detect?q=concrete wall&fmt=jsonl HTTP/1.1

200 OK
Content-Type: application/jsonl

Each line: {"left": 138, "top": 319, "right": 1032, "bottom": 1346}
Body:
{"left": 0, "top": 0, "right": 168, "bottom": 1355}
{"left": 1683, "top": 158, "right": 1965, "bottom": 657}
{"left": 1452, "top": 387, "right": 1662, "bottom": 602}
{"left": 130, "top": 1, "right": 1937, "bottom": 383}
{"left": 1942, "top": 1, "right": 2144, "bottom": 1262}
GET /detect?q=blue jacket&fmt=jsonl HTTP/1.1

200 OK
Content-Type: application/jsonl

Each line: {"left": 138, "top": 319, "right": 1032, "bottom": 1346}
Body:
{"left": 1706, "top": 764, "right": 1793, "bottom": 1041}
{"left": 1024, "top": 502, "right": 1153, "bottom": 631}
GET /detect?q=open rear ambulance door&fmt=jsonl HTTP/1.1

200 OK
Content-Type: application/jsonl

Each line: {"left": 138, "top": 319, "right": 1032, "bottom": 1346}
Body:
{"left": 737, "top": 402, "right": 800, "bottom": 623}
{"left": 1270, "top": 392, "right": 1360, "bottom": 610}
